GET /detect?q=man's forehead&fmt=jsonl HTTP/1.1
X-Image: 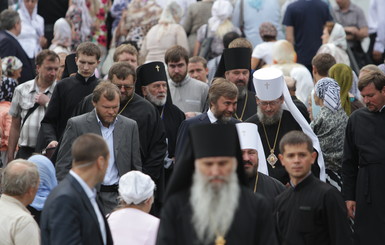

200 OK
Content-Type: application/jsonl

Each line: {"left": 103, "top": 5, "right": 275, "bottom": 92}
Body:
{"left": 196, "top": 156, "right": 236, "bottom": 163}
{"left": 149, "top": 81, "right": 167, "bottom": 86}
{"left": 189, "top": 62, "right": 205, "bottom": 69}
{"left": 229, "top": 68, "right": 249, "bottom": 73}
{"left": 168, "top": 59, "right": 186, "bottom": 66}
{"left": 76, "top": 53, "right": 98, "bottom": 62}
{"left": 112, "top": 75, "right": 134, "bottom": 84}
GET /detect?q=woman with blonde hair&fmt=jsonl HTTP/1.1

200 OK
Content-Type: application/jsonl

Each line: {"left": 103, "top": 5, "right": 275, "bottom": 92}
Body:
{"left": 194, "top": 0, "right": 241, "bottom": 59}
{"left": 140, "top": 1, "right": 189, "bottom": 63}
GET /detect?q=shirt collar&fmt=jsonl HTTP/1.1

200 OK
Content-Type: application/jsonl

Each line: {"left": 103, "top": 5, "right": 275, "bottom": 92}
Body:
{"left": 290, "top": 171, "right": 312, "bottom": 188}
{"left": 380, "top": 105, "right": 385, "bottom": 112}
{"left": 207, "top": 108, "right": 218, "bottom": 123}
{"left": 28, "top": 79, "right": 56, "bottom": 94}
{"left": 5, "top": 30, "right": 17, "bottom": 39}
{"left": 69, "top": 170, "right": 96, "bottom": 199}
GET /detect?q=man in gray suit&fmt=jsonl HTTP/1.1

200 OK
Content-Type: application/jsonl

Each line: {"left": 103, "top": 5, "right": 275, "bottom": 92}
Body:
{"left": 56, "top": 81, "right": 141, "bottom": 213}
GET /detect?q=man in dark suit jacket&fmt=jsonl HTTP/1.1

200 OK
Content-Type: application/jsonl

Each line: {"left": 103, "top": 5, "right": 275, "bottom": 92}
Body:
{"left": 41, "top": 133, "right": 113, "bottom": 245}
{"left": 56, "top": 81, "right": 141, "bottom": 213}
{"left": 0, "top": 10, "right": 35, "bottom": 83}
{"left": 175, "top": 78, "right": 240, "bottom": 160}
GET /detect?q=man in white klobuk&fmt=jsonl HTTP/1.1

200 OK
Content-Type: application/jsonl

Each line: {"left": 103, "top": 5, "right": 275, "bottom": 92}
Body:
{"left": 236, "top": 122, "right": 285, "bottom": 204}
{"left": 245, "top": 67, "right": 325, "bottom": 185}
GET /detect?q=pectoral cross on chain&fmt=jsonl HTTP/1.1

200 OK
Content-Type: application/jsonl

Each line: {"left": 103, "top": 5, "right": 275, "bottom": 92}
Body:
{"left": 264, "top": 82, "right": 270, "bottom": 90}
{"left": 215, "top": 236, "right": 226, "bottom": 245}
{"left": 155, "top": 65, "right": 160, "bottom": 72}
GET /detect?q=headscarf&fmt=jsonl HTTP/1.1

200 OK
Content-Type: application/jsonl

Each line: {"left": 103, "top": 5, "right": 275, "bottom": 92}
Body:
{"left": 314, "top": 77, "right": 341, "bottom": 113}
{"left": 118, "top": 171, "right": 155, "bottom": 205}
{"left": 28, "top": 155, "right": 57, "bottom": 211}
{"left": 51, "top": 18, "right": 72, "bottom": 50}
{"left": 328, "top": 23, "right": 347, "bottom": 50}
{"left": 328, "top": 63, "right": 352, "bottom": 115}
{"left": 17, "top": 0, "right": 43, "bottom": 36}
{"left": 71, "top": 0, "right": 92, "bottom": 40}
{"left": 1, "top": 56, "right": 23, "bottom": 76}
{"left": 208, "top": 0, "right": 233, "bottom": 33}
{"left": 156, "top": 1, "right": 182, "bottom": 40}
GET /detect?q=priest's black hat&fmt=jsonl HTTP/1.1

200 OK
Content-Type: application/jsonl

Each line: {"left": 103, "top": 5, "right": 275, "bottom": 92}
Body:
{"left": 136, "top": 61, "right": 168, "bottom": 87}
{"left": 190, "top": 124, "right": 238, "bottom": 159}
{"left": 164, "top": 124, "right": 248, "bottom": 199}
{"left": 223, "top": 47, "right": 251, "bottom": 71}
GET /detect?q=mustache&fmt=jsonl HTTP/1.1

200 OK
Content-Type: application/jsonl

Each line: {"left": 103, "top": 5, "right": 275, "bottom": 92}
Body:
{"left": 207, "top": 176, "right": 228, "bottom": 182}
{"left": 243, "top": 160, "right": 253, "bottom": 166}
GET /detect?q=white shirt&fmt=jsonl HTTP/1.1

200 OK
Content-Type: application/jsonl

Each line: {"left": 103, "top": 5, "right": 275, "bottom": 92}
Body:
{"left": 252, "top": 41, "right": 276, "bottom": 65}
{"left": 207, "top": 108, "right": 218, "bottom": 123}
{"left": 69, "top": 170, "right": 107, "bottom": 245}
{"left": 368, "top": 0, "right": 385, "bottom": 52}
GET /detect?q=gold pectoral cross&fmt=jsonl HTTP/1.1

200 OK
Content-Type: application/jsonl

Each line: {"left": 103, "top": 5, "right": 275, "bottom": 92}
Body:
{"left": 215, "top": 235, "right": 226, "bottom": 245}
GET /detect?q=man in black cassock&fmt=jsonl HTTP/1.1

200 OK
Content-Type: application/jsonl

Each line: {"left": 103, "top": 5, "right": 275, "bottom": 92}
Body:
{"left": 236, "top": 123, "right": 285, "bottom": 205}
{"left": 135, "top": 61, "right": 185, "bottom": 184}
{"left": 73, "top": 62, "right": 167, "bottom": 214}
{"left": 37, "top": 42, "right": 101, "bottom": 152}
{"left": 246, "top": 67, "right": 325, "bottom": 185}
{"left": 275, "top": 131, "right": 353, "bottom": 245}
{"left": 342, "top": 71, "right": 385, "bottom": 245}
{"left": 223, "top": 48, "right": 257, "bottom": 121}
{"left": 156, "top": 124, "right": 278, "bottom": 245}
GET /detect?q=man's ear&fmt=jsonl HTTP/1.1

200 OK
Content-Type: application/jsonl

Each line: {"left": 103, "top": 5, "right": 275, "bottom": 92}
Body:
{"left": 311, "top": 151, "right": 317, "bottom": 164}
{"left": 278, "top": 153, "right": 285, "bottom": 166}
{"left": 141, "top": 86, "right": 147, "bottom": 96}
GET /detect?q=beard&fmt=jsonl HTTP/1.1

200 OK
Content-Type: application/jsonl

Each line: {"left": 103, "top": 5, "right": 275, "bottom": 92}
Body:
{"left": 145, "top": 92, "right": 167, "bottom": 106}
{"left": 213, "top": 110, "right": 232, "bottom": 123}
{"left": 257, "top": 106, "right": 283, "bottom": 125}
{"left": 170, "top": 71, "right": 187, "bottom": 84}
{"left": 190, "top": 166, "right": 240, "bottom": 245}
{"left": 243, "top": 160, "right": 258, "bottom": 178}
{"left": 236, "top": 83, "right": 247, "bottom": 99}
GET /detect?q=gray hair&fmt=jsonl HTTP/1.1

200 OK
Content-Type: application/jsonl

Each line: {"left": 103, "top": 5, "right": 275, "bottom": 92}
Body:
{"left": 1, "top": 160, "right": 39, "bottom": 196}
{"left": 0, "top": 10, "right": 20, "bottom": 31}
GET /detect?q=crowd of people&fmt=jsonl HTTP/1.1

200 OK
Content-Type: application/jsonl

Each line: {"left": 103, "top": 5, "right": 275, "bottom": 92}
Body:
{"left": 0, "top": 0, "right": 385, "bottom": 244}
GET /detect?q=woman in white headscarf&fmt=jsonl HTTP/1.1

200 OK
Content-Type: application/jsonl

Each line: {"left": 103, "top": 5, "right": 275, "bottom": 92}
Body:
{"left": 17, "top": 0, "right": 46, "bottom": 59}
{"left": 140, "top": 1, "right": 189, "bottom": 63}
{"left": 310, "top": 77, "right": 348, "bottom": 191}
{"left": 194, "top": 0, "right": 241, "bottom": 59}
{"left": 317, "top": 21, "right": 350, "bottom": 66}
{"left": 108, "top": 171, "right": 159, "bottom": 245}
{"left": 49, "top": 18, "right": 73, "bottom": 55}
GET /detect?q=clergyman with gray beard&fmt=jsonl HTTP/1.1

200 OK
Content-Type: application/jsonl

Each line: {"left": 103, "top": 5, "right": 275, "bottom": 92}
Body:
{"left": 246, "top": 67, "right": 323, "bottom": 185}
{"left": 156, "top": 124, "right": 278, "bottom": 245}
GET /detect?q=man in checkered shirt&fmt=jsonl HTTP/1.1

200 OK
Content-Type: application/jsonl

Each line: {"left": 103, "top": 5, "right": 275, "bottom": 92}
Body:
{"left": 7, "top": 50, "right": 59, "bottom": 163}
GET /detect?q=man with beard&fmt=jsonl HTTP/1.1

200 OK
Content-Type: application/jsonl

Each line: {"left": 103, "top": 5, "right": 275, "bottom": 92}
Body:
{"left": 223, "top": 47, "right": 258, "bottom": 121}
{"left": 236, "top": 122, "right": 285, "bottom": 204}
{"left": 165, "top": 45, "right": 209, "bottom": 119}
{"left": 56, "top": 81, "right": 141, "bottom": 213}
{"left": 246, "top": 67, "right": 325, "bottom": 185}
{"left": 136, "top": 61, "right": 185, "bottom": 184}
{"left": 73, "top": 62, "right": 167, "bottom": 214}
{"left": 342, "top": 71, "right": 385, "bottom": 244}
{"left": 175, "top": 78, "right": 239, "bottom": 159}
{"left": 157, "top": 123, "right": 278, "bottom": 245}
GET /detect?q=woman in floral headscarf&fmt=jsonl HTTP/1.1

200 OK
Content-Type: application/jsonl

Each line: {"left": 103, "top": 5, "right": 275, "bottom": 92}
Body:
{"left": 310, "top": 77, "right": 348, "bottom": 190}
{"left": 194, "top": 0, "right": 241, "bottom": 59}
{"left": 1, "top": 56, "right": 22, "bottom": 102}
{"left": 317, "top": 22, "right": 350, "bottom": 66}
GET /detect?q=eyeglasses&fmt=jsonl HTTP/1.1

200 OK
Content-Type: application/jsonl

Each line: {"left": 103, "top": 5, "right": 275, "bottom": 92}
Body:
{"left": 115, "top": 84, "right": 134, "bottom": 90}
{"left": 257, "top": 100, "right": 281, "bottom": 107}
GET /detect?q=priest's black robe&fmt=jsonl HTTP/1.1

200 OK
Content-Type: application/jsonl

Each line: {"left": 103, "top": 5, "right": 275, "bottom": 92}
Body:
{"left": 36, "top": 73, "right": 99, "bottom": 152}
{"left": 246, "top": 110, "right": 302, "bottom": 184}
{"left": 275, "top": 174, "right": 353, "bottom": 245}
{"left": 234, "top": 90, "right": 257, "bottom": 122}
{"left": 73, "top": 93, "right": 167, "bottom": 182}
{"left": 342, "top": 108, "right": 385, "bottom": 245}
{"left": 156, "top": 186, "right": 279, "bottom": 245}
{"left": 156, "top": 104, "right": 185, "bottom": 185}
{"left": 248, "top": 172, "right": 286, "bottom": 205}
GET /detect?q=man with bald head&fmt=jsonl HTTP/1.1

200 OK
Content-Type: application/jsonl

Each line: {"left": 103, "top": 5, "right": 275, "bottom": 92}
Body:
{"left": 0, "top": 159, "right": 40, "bottom": 244}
